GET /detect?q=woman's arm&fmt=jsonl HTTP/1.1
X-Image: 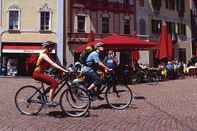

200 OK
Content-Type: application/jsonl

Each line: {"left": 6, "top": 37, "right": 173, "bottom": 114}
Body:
{"left": 41, "top": 53, "right": 67, "bottom": 72}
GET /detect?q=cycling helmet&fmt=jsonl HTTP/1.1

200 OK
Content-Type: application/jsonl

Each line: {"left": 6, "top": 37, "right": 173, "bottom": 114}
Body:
{"left": 95, "top": 42, "right": 104, "bottom": 49}
{"left": 42, "top": 41, "right": 56, "bottom": 48}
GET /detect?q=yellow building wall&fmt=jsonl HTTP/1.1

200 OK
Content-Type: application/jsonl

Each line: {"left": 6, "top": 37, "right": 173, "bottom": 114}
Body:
{"left": 2, "top": 0, "right": 57, "bottom": 43}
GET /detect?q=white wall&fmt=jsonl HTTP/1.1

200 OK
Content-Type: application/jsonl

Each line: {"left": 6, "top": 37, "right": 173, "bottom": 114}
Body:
{"left": 56, "top": 0, "right": 64, "bottom": 64}
{"left": 0, "top": 0, "right": 2, "bottom": 33}
{"left": 138, "top": 51, "right": 150, "bottom": 65}
{"left": 0, "top": 0, "right": 2, "bottom": 57}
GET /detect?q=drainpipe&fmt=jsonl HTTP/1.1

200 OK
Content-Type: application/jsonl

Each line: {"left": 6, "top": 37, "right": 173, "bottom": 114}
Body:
{"left": 56, "top": 0, "right": 64, "bottom": 65}
{"left": 0, "top": 0, "right": 2, "bottom": 73}
{"left": 0, "top": 0, "right": 2, "bottom": 55}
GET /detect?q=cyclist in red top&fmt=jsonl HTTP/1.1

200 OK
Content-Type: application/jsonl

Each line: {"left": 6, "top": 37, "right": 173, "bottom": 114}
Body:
{"left": 32, "top": 41, "right": 67, "bottom": 106}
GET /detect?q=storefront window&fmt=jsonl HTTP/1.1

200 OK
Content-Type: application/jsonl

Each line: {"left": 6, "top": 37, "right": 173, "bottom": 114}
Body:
{"left": 7, "top": 58, "right": 18, "bottom": 76}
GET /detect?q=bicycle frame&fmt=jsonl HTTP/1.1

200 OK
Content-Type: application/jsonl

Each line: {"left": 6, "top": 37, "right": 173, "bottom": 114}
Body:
{"left": 98, "top": 73, "right": 115, "bottom": 94}
{"left": 30, "top": 74, "right": 73, "bottom": 103}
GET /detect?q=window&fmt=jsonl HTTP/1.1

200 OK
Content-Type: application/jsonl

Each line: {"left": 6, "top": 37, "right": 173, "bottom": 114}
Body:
{"left": 195, "top": 17, "right": 197, "bottom": 25}
{"left": 139, "top": 19, "right": 146, "bottom": 35}
{"left": 9, "top": 10, "right": 19, "bottom": 30}
{"left": 176, "top": 0, "right": 185, "bottom": 12}
{"left": 77, "top": 16, "right": 85, "bottom": 33}
{"left": 139, "top": 0, "right": 144, "bottom": 7}
{"left": 40, "top": 11, "right": 51, "bottom": 31}
{"left": 167, "top": 22, "right": 176, "bottom": 34}
{"left": 152, "top": 19, "right": 161, "bottom": 34}
{"left": 178, "top": 48, "right": 186, "bottom": 63}
{"left": 102, "top": 17, "right": 109, "bottom": 33}
{"left": 165, "top": 0, "right": 175, "bottom": 10}
{"left": 123, "top": 0, "right": 129, "bottom": 5}
{"left": 124, "top": 19, "right": 130, "bottom": 34}
{"left": 152, "top": 0, "right": 161, "bottom": 11}
{"left": 178, "top": 23, "right": 186, "bottom": 36}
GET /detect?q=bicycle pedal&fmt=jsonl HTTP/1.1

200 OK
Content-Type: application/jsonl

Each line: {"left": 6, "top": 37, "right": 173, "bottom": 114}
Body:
{"left": 90, "top": 95, "right": 97, "bottom": 101}
{"left": 46, "top": 101, "right": 59, "bottom": 107}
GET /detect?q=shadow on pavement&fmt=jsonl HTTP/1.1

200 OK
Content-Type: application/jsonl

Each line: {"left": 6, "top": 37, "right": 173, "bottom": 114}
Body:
{"left": 91, "top": 104, "right": 111, "bottom": 110}
{"left": 91, "top": 103, "right": 138, "bottom": 110}
{"left": 47, "top": 111, "right": 90, "bottom": 118}
{"left": 134, "top": 96, "right": 146, "bottom": 100}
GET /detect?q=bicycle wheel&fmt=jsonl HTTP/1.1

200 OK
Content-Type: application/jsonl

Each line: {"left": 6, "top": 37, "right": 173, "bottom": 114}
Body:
{"left": 105, "top": 84, "right": 133, "bottom": 110}
{"left": 59, "top": 85, "right": 90, "bottom": 117}
{"left": 148, "top": 72, "right": 159, "bottom": 85}
{"left": 15, "top": 85, "right": 43, "bottom": 115}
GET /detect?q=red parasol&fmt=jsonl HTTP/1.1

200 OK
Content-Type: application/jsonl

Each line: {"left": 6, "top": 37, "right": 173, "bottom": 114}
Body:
{"left": 159, "top": 21, "right": 168, "bottom": 60}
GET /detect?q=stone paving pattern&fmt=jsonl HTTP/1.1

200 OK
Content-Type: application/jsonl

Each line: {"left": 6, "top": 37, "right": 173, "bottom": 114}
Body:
{"left": 0, "top": 77, "right": 197, "bottom": 131}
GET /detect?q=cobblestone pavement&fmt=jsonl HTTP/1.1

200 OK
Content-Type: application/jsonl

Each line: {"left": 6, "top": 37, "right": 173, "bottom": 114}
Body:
{"left": 1, "top": 77, "right": 197, "bottom": 131}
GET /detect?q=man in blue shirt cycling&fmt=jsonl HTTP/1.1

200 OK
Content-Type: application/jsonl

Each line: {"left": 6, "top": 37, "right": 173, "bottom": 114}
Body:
{"left": 82, "top": 42, "right": 111, "bottom": 100}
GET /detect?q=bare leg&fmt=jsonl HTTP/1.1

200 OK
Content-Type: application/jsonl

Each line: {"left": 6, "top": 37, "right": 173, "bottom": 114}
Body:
{"left": 49, "top": 89, "right": 54, "bottom": 101}
{"left": 88, "top": 83, "right": 104, "bottom": 100}
{"left": 87, "top": 83, "right": 96, "bottom": 90}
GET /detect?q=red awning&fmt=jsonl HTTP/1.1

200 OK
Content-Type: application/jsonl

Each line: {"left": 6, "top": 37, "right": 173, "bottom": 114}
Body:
{"left": 102, "top": 34, "right": 158, "bottom": 49}
{"left": 2, "top": 43, "right": 55, "bottom": 53}
{"left": 75, "top": 34, "right": 159, "bottom": 53}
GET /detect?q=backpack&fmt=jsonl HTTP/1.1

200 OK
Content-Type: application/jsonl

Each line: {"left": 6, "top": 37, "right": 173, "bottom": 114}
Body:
{"left": 79, "top": 51, "right": 92, "bottom": 65}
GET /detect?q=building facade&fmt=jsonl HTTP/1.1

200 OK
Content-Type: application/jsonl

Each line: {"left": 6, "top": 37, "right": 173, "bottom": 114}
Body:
{"left": 65, "top": 0, "right": 135, "bottom": 65}
{"left": 191, "top": 0, "right": 197, "bottom": 56}
{"left": 1, "top": 0, "right": 57, "bottom": 76}
{"left": 136, "top": 0, "right": 192, "bottom": 64}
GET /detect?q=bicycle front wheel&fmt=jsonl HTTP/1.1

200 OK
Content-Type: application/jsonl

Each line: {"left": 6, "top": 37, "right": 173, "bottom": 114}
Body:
{"left": 15, "top": 85, "right": 43, "bottom": 115}
{"left": 105, "top": 84, "right": 133, "bottom": 110}
{"left": 59, "top": 85, "right": 90, "bottom": 117}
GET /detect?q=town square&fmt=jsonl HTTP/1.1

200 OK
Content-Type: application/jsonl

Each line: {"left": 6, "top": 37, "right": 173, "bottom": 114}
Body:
{"left": 1, "top": 0, "right": 197, "bottom": 131}
{"left": 1, "top": 77, "right": 197, "bottom": 131}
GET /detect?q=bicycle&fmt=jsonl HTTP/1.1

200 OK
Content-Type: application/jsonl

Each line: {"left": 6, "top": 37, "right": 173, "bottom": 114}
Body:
{"left": 14, "top": 70, "right": 90, "bottom": 117}
{"left": 74, "top": 70, "right": 133, "bottom": 110}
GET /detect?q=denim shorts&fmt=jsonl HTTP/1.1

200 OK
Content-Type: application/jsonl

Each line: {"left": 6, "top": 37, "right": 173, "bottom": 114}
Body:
{"left": 83, "top": 69, "right": 102, "bottom": 88}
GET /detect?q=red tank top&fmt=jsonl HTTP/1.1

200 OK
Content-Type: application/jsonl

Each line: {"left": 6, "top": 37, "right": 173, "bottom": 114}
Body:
{"left": 34, "top": 53, "right": 50, "bottom": 71}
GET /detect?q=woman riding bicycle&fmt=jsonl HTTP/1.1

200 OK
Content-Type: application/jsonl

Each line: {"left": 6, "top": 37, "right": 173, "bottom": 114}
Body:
{"left": 32, "top": 41, "right": 67, "bottom": 106}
